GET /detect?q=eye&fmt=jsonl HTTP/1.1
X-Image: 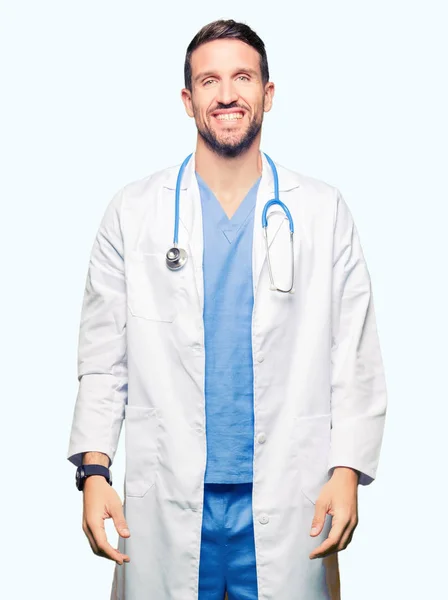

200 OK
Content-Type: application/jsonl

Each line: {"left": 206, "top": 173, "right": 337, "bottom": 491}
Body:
{"left": 237, "top": 75, "right": 250, "bottom": 81}
{"left": 204, "top": 79, "right": 215, "bottom": 86}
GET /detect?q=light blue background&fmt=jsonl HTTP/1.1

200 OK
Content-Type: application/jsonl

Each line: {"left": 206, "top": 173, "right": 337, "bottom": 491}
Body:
{"left": 1, "top": 1, "right": 446, "bottom": 598}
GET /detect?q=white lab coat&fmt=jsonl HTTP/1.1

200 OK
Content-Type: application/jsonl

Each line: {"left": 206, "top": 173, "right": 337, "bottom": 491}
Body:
{"left": 67, "top": 151, "right": 387, "bottom": 600}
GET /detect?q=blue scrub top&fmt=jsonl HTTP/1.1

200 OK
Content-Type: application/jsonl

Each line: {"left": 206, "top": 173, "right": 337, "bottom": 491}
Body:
{"left": 196, "top": 172, "right": 261, "bottom": 484}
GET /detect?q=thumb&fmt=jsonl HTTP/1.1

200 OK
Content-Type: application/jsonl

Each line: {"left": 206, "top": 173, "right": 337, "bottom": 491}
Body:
{"left": 310, "top": 500, "right": 327, "bottom": 536}
{"left": 111, "top": 506, "right": 131, "bottom": 538}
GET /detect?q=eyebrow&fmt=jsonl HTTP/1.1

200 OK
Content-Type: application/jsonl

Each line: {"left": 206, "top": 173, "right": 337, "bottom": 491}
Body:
{"left": 194, "top": 67, "right": 259, "bottom": 83}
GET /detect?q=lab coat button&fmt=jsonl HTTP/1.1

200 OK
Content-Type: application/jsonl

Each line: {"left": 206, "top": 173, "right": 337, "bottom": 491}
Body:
{"left": 256, "top": 352, "right": 264, "bottom": 363}
{"left": 259, "top": 513, "right": 269, "bottom": 524}
{"left": 257, "top": 432, "right": 266, "bottom": 444}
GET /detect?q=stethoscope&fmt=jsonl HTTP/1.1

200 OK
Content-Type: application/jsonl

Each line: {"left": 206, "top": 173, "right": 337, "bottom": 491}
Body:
{"left": 166, "top": 152, "right": 295, "bottom": 293}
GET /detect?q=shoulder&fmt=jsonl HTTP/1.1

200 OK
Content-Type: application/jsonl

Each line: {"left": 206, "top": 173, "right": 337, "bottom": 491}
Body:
{"left": 106, "top": 163, "right": 181, "bottom": 222}
{"left": 276, "top": 160, "right": 339, "bottom": 198}
{"left": 121, "top": 163, "right": 178, "bottom": 199}
{"left": 274, "top": 161, "right": 341, "bottom": 225}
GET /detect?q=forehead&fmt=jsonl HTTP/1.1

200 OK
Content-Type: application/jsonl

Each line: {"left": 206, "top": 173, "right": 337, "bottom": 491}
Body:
{"left": 190, "top": 38, "right": 261, "bottom": 75}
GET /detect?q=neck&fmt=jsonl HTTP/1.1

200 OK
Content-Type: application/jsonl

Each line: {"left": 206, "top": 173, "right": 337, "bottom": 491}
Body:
{"left": 194, "top": 135, "right": 262, "bottom": 199}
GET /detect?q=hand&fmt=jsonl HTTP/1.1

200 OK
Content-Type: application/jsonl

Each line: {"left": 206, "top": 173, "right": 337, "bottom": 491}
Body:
{"left": 309, "top": 467, "right": 359, "bottom": 560}
{"left": 82, "top": 475, "right": 131, "bottom": 565}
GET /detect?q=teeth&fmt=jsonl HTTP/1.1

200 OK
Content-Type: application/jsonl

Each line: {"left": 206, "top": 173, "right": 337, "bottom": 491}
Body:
{"left": 215, "top": 112, "right": 243, "bottom": 120}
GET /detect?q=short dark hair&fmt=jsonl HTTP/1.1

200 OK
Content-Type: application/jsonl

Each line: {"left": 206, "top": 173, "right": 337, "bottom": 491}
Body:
{"left": 184, "top": 19, "right": 269, "bottom": 92}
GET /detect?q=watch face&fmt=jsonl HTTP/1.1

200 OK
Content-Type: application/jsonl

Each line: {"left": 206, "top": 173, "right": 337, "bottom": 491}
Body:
{"left": 76, "top": 467, "right": 85, "bottom": 490}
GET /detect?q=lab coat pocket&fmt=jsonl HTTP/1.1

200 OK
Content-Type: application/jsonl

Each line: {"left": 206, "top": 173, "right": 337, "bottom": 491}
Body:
{"left": 124, "top": 405, "right": 161, "bottom": 497}
{"left": 126, "top": 250, "right": 180, "bottom": 323}
{"left": 294, "top": 413, "right": 332, "bottom": 505}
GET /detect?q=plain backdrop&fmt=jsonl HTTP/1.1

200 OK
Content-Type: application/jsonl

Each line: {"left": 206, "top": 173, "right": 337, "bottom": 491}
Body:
{"left": 1, "top": 1, "right": 447, "bottom": 598}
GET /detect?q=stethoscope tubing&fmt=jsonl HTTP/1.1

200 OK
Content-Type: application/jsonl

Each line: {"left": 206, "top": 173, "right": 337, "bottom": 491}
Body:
{"left": 168, "top": 152, "right": 295, "bottom": 293}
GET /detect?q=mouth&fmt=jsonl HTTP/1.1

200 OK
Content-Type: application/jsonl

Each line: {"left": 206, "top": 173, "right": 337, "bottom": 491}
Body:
{"left": 211, "top": 109, "right": 245, "bottom": 122}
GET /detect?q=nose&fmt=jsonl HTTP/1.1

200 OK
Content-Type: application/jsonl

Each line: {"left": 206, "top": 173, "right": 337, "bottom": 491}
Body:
{"left": 215, "top": 80, "right": 239, "bottom": 106}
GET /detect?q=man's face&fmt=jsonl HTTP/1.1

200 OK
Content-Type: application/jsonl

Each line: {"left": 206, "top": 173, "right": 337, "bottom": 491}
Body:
{"left": 182, "top": 39, "right": 274, "bottom": 158}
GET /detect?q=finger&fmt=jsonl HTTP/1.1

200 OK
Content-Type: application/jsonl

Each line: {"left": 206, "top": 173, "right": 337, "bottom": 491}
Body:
{"left": 345, "top": 526, "right": 355, "bottom": 547}
{"left": 110, "top": 505, "right": 131, "bottom": 539}
{"left": 97, "top": 546, "right": 130, "bottom": 564}
{"left": 89, "top": 520, "right": 130, "bottom": 564}
{"left": 310, "top": 536, "right": 338, "bottom": 559}
{"left": 310, "top": 499, "right": 328, "bottom": 537}
{"left": 83, "top": 521, "right": 99, "bottom": 555}
{"left": 309, "top": 519, "right": 349, "bottom": 559}
{"left": 336, "top": 517, "right": 358, "bottom": 552}
{"left": 336, "top": 530, "right": 353, "bottom": 553}
{"left": 96, "top": 534, "right": 130, "bottom": 564}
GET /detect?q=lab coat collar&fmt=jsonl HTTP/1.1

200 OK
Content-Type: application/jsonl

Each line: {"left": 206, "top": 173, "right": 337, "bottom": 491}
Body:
{"left": 161, "top": 150, "right": 301, "bottom": 193}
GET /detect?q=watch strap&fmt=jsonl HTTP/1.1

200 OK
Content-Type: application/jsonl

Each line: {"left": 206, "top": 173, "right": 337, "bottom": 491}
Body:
{"left": 76, "top": 464, "right": 112, "bottom": 491}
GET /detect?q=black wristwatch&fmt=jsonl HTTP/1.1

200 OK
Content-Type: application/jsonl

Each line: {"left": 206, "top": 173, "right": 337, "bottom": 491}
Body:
{"left": 76, "top": 464, "right": 112, "bottom": 491}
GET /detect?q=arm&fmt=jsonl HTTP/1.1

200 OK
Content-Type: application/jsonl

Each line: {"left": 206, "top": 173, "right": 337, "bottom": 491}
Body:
{"left": 67, "top": 190, "right": 131, "bottom": 566}
{"left": 82, "top": 451, "right": 110, "bottom": 467}
{"left": 67, "top": 187, "right": 128, "bottom": 469}
{"left": 328, "top": 188, "right": 388, "bottom": 486}
{"left": 309, "top": 188, "right": 388, "bottom": 560}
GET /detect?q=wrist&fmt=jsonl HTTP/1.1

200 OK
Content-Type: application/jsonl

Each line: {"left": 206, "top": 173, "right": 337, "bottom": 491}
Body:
{"left": 76, "top": 463, "right": 112, "bottom": 491}
{"left": 82, "top": 451, "right": 110, "bottom": 468}
{"left": 331, "top": 466, "right": 360, "bottom": 483}
{"left": 83, "top": 474, "right": 110, "bottom": 489}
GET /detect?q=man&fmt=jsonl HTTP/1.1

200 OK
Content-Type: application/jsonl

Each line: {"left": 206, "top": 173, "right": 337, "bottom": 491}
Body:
{"left": 67, "top": 19, "right": 387, "bottom": 600}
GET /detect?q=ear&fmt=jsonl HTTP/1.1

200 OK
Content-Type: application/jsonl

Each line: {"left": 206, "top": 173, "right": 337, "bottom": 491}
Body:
{"left": 181, "top": 88, "right": 194, "bottom": 118}
{"left": 263, "top": 81, "right": 275, "bottom": 113}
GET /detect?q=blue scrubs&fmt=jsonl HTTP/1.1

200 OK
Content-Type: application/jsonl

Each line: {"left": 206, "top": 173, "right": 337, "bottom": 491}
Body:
{"left": 196, "top": 173, "right": 261, "bottom": 599}
{"left": 198, "top": 172, "right": 261, "bottom": 484}
{"left": 198, "top": 483, "right": 258, "bottom": 600}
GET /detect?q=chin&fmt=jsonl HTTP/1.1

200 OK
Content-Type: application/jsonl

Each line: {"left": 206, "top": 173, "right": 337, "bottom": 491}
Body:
{"left": 218, "top": 129, "right": 247, "bottom": 142}
{"left": 218, "top": 133, "right": 244, "bottom": 144}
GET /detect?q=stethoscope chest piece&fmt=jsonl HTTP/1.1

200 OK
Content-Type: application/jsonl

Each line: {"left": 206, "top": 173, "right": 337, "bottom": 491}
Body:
{"left": 166, "top": 246, "right": 188, "bottom": 271}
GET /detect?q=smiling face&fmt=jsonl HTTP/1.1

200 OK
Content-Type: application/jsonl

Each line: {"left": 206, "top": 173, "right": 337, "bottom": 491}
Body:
{"left": 181, "top": 38, "right": 274, "bottom": 158}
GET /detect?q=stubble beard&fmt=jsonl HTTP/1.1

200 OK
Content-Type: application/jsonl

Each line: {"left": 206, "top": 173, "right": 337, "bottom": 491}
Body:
{"left": 196, "top": 109, "right": 263, "bottom": 159}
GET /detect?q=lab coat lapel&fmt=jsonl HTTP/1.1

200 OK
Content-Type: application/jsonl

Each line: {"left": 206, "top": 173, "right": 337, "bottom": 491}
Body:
{"left": 252, "top": 152, "right": 300, "bottom": 297}
{"left": 178, "top": 154, "right": 204, "bottom": 314}
{"left": 161, "top": 153, "right": 204, "bottom": 316}
{"left": 253, "top": 152, "right": 274, "bottom": 297}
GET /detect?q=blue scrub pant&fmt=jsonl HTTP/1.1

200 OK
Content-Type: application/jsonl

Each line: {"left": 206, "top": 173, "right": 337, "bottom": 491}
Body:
{"left": 198, "top": 483, "right": 258, "bottom": 600}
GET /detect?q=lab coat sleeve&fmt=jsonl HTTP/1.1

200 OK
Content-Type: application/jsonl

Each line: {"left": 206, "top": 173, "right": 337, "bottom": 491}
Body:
{"left": 328, "top": 189, "right": 388, "bottom": 486}
{"left": 66, "top": 187, "right": 127, "bottom": 468}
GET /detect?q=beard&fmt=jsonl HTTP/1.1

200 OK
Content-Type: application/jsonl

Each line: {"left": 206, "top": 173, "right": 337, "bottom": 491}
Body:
{"left": 195, "top": 107, "right": 263, "bottom": 158}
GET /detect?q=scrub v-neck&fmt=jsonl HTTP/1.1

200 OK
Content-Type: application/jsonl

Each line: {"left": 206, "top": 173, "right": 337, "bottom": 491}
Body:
{"left": 195, "top": 172, "right": 261, "bottom": 244}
